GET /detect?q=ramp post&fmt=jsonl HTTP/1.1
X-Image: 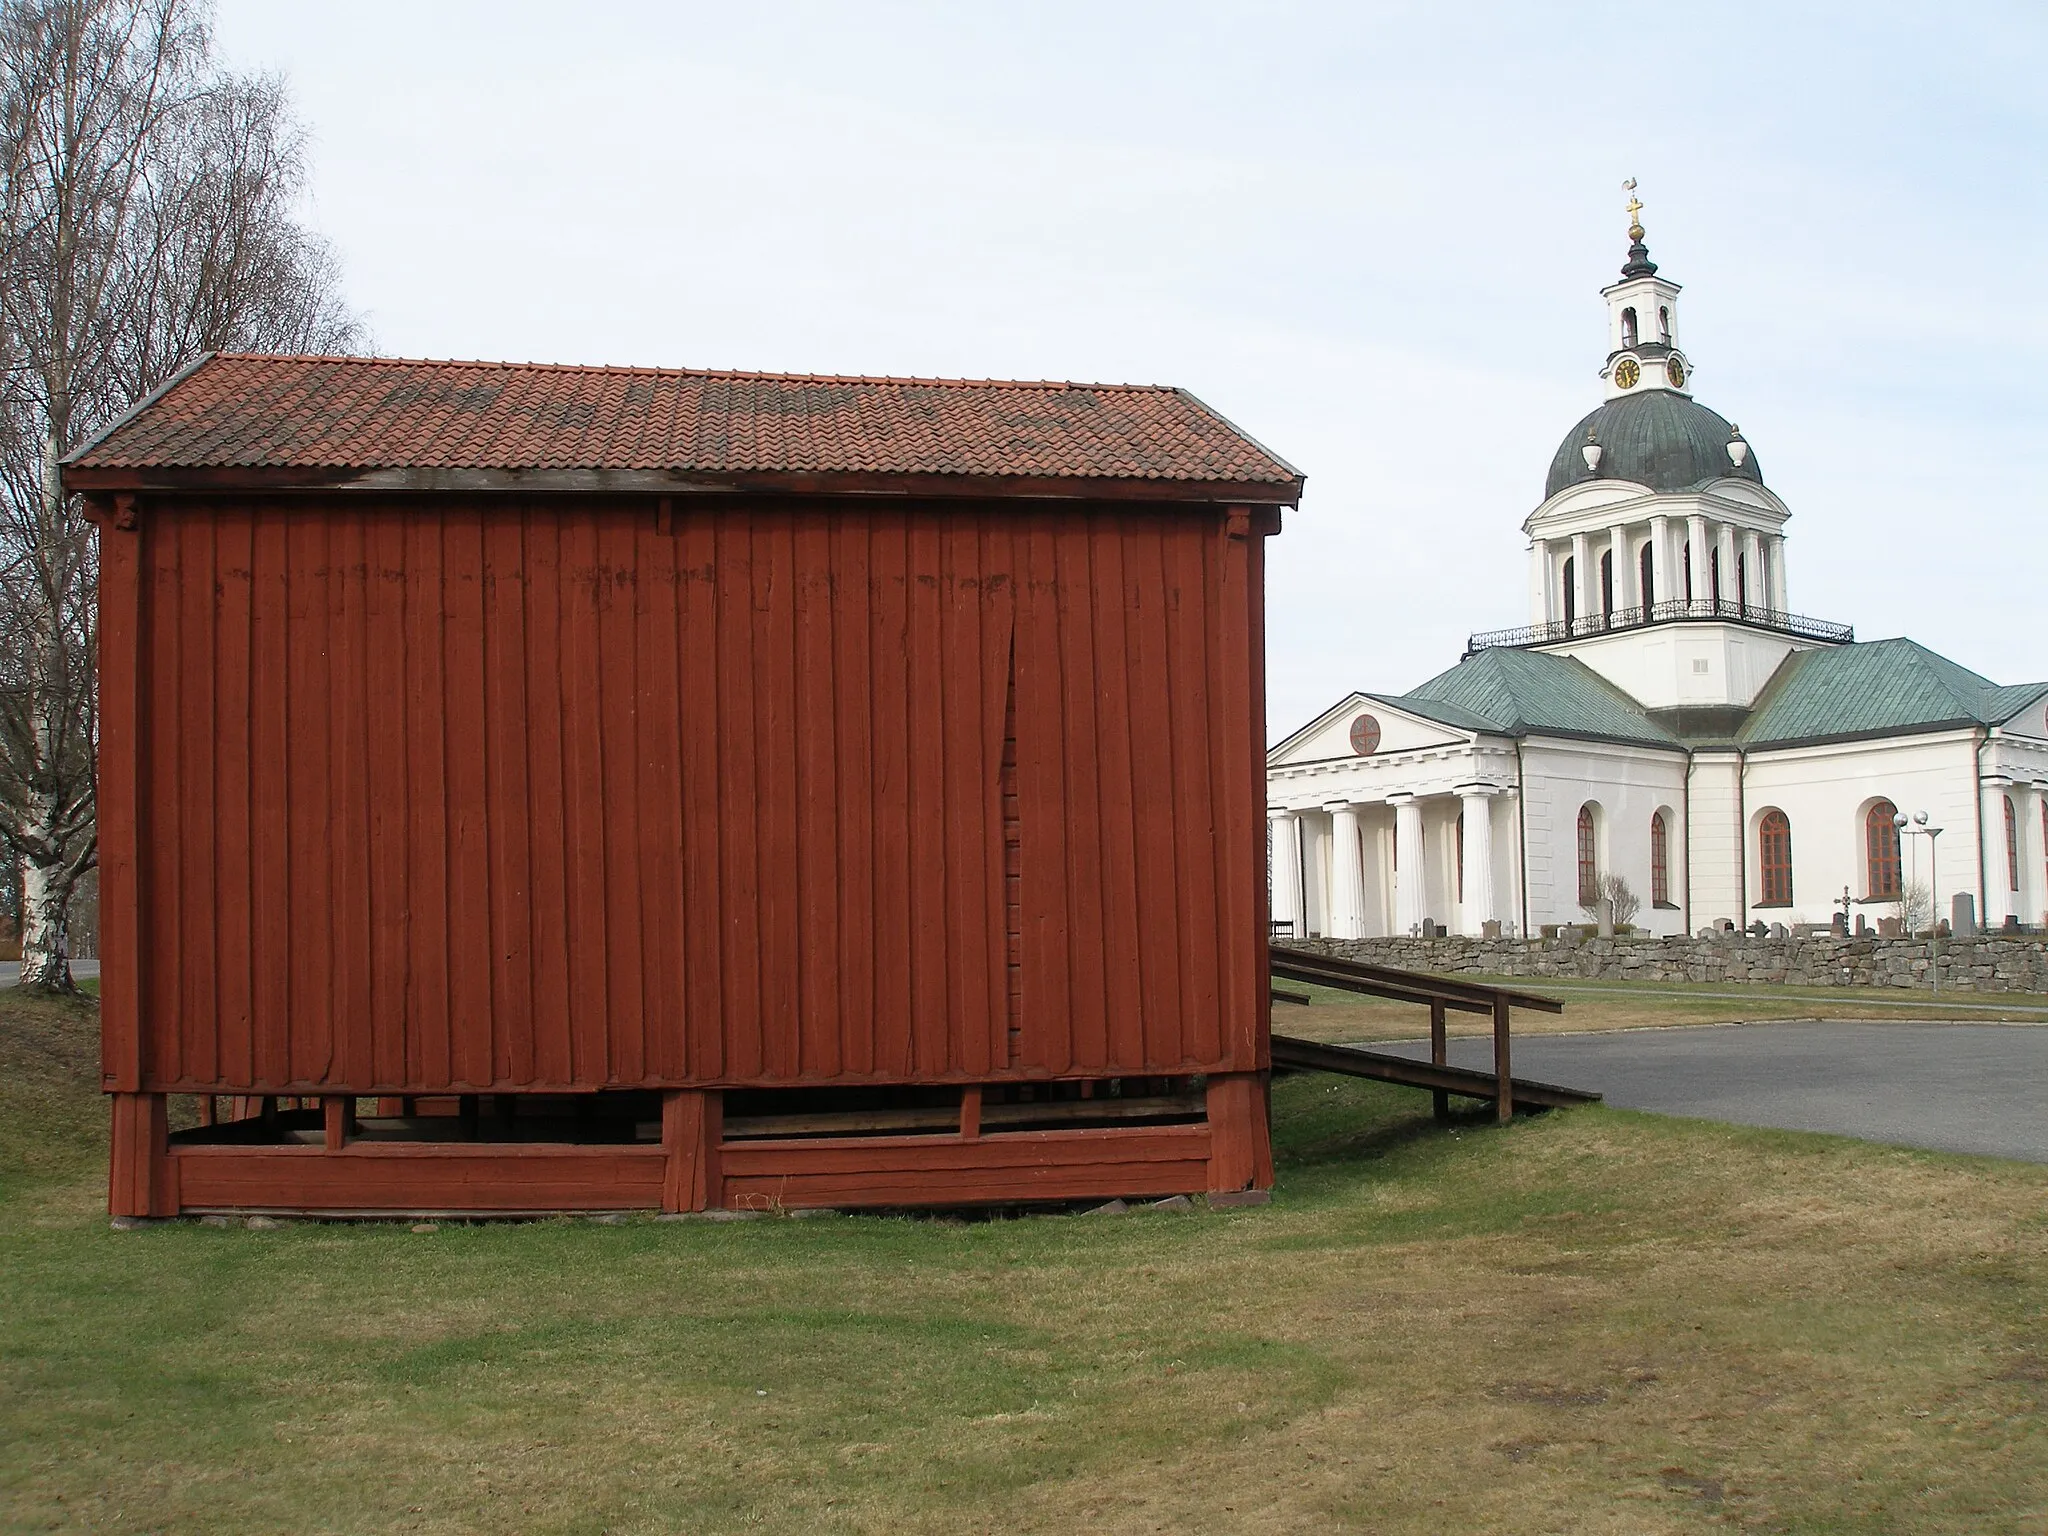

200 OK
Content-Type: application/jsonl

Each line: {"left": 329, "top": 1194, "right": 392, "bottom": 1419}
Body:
{"left": 1492, "top": 994, "right": 1513, "bottom": 1123}
{"left": 1429, "top": 998, "right": 1449, "bottom": 1122}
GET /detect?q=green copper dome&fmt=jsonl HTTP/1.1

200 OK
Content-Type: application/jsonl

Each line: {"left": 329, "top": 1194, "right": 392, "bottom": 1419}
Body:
{"left": 1544, "top": 390, "right": 1762, "bottom": 499}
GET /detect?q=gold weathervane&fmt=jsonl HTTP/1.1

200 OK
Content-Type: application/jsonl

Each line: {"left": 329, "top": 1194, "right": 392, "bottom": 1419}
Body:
{"left": 1623, "top": 177, "right": 1645, "bottom": 240}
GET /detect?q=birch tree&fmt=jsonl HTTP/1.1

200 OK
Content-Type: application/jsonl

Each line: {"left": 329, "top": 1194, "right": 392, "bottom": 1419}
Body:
{"left": 0, "top": 0, "right": 361, "bottom": 992}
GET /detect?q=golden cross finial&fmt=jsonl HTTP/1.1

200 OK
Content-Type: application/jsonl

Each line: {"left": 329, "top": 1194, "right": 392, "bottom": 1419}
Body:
{"left": 1623, "top": 177, "right": 1644, "bottom": 240}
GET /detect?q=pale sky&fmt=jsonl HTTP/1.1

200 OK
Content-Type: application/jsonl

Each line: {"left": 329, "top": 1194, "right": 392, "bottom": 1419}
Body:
{"left": 214, "top": 1, "right": 2048, "bottom": 740}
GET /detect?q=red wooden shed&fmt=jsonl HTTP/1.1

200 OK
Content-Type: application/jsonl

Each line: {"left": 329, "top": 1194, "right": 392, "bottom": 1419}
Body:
{"left": 65, "top": 353, "right": 1300, "bottom": 1218}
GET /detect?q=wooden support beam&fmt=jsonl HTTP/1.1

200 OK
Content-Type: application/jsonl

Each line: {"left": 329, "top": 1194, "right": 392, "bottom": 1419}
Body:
{"left": 661, "top": 1090, "right": 722, "bottom": 1213}
{"left": 959, "top": 1085, "right": 983, "bottom": 1140}
{"left": 323, "top": 1096, "right": 348, "bottom": 1151}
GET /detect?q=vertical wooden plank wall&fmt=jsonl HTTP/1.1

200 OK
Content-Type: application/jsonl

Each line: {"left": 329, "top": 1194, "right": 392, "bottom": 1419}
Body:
{"left": 124, "top": 497, "right": 1268, "bottom": 1095}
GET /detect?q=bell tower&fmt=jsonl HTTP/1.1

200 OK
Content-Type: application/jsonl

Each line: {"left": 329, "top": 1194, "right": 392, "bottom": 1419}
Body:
{"left": 1598, "top": 180, "right": 1691, "bottom": 400}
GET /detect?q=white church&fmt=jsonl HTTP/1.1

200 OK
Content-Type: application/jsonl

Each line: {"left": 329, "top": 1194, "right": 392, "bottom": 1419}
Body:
{"left": 1268, "top": 196, "right": 2048, "bottom": 942}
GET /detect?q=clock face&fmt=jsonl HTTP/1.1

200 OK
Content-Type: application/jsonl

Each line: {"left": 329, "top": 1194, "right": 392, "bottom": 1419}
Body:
{"left": 1666, "top": 357, "right": 1687, "bottom": 388}
{"left": 1614, "top": 357, "right": 1641, "bottom": 389}
{"left": 1348, "top": 714, "right": 1382, "bottom": 756}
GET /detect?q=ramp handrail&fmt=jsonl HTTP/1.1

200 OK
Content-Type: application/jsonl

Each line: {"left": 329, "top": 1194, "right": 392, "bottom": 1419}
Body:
{"left": 1268, "top": 945, "right": 1568, "bottom": 1123}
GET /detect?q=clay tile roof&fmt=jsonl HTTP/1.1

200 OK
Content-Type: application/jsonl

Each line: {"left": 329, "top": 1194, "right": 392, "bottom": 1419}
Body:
{"left": 64, "top": 353, "right": 1303, "bottom": 499}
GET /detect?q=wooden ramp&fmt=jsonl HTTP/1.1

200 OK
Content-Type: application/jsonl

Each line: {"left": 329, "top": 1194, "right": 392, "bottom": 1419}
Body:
{"left": 1269, "top": 946, "right": 1600, "bottom": 1119}
{"left": 1269, "top": 1033, "right": 1601, "bottom": 1112}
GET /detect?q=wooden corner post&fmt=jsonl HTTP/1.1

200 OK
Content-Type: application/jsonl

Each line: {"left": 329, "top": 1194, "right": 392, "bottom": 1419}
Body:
{"left": 108, "top": 1093, "right": 175, "bottom": 1217}
{"left": 1205, "top": 1072, "right": 1273, "bottom": 1195}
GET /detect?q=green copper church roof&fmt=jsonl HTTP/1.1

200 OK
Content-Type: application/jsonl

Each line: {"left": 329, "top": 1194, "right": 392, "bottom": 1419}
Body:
{"left": 1392, "top": 637, "right": 2048, "bottom": 753}
{"left": 1399, "top": 646, "right": 1681, "bottom": 748}
{"left": 1544, "top": 390, "right": 1764, "bottom": 499}
{"left": 1737, "top": 639, "right": 2048, "bottom": 747}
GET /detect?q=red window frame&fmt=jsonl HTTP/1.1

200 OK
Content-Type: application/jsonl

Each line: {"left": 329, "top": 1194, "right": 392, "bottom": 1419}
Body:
{"left": 2006, "top": 795, "right": 2020, "bottom": 893}
{"left": 1865, "top": 799, "right": 1900, "bottom": 900}
{"left": 1576, "top": 805, "right": 1597, "bottom": 907}
{"left": 1650, "top": 811, "right": 1669, "bottom": 906}
{"left": 1757, "top": 809, "right": 1792, "bottom": 906}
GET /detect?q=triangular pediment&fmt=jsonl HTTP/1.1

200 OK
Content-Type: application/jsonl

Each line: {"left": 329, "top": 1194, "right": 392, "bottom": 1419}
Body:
{"left": 1268, "top": 692, "right": 1480, "bottom": 767}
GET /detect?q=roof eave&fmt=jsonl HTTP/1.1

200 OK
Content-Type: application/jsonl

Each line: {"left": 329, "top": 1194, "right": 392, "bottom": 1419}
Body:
{"left": 1739, "top": 718, "right": 1983, "bottom": 752}
{"left": 63, "top": 462, "right": 1304, "bottom": 507}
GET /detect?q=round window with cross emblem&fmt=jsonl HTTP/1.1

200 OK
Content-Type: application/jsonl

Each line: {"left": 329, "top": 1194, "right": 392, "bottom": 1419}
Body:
{"left": 1349, "top": 714, "right": 1382, "bottom": 755}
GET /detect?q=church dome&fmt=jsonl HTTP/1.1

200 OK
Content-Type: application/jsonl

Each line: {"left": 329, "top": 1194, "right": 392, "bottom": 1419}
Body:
{"left": 1544, "top": 390, "right": 1762, "bottom": 499}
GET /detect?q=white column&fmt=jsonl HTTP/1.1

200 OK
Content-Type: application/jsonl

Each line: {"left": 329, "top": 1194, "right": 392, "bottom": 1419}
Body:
{"left": 1982, "top": 779, "right": 2016, "bottom": 930}
{"left": 1570, "top": 531, "right": 1591, "bottom": 632}
{"left": 1529, "top": 540, "right": 1551, "bottom": 625}
{"left": 1610, "top": 524, "right": 1633, "bottom": 615}
{"left": 1769, "top": 534, "right": 1790, "bottom": 611}
{"left": 1742, "top": 528, "right": 1765, "bottom": 614}
{"left": 1716, "top": 523, "right": 1738, "bottom": 609}
{"left": 1686, "top": 512, "right": 1709, "bottom": 606}
{"left": 1458, "top": 785, "right": 1498, "bottom": 933}
{"left": 1325, "top": 801, "right": 1366, "bottom": 940}
{"left": 1390, "top": 793, "right": 1426, "bottom": 935}
{"left": 1268, "top": 807, "right": 1302, "bottom": 939}
{"left": 1648, "top": 513, "right": 1670, "bottom": 608}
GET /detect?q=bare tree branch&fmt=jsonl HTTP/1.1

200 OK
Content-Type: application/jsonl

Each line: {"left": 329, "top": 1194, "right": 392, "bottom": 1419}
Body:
{"left": 0, "top": 0, "right": 363, "bottom": 991}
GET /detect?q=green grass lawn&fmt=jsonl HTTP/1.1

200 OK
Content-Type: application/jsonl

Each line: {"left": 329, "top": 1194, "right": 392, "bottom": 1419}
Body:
{"left": 2, "top": 987, "right": 2045, "bottom": 1534}
{"left": 1275, "top": 971, "right": 2048, "bottom": 1046}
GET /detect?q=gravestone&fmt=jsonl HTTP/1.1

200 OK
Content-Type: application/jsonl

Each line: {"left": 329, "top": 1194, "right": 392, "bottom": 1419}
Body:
{"left": 1951, "top": 893, "right": 1976, "bottom": 937}
{"left": 1854, "top": 913, "right": 1868, "bottom": 937}
{"left": 1878, "top": 916, "right": 1902, "bottom": 937}
{"left": 1770, "top": 922, "right": 1789, "bottom": 939}
{"left": 1596, "top": 899, "right": 1615, "bottom": 939}
{"left": 1830, "top": 911, "right": 1847, "bottom": 936}
{"left": 1481, "top": 919, "right": 1502, "bottom": 940}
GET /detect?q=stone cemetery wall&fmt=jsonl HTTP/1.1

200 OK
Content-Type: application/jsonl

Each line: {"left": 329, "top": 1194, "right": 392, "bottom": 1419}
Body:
{"left": 1282, "top": 932, "right": 2048, "bottom": 993}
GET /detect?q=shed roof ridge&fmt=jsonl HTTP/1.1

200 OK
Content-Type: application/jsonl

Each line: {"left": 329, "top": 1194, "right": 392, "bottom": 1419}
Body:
{"left": 198, "top": 351, "right": 1185, "bottom": 393}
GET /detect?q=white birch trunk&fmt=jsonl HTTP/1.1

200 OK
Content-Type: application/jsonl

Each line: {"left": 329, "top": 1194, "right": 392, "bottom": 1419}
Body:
{"left": 18, "top": 828, "right": 73, "bottom": 992}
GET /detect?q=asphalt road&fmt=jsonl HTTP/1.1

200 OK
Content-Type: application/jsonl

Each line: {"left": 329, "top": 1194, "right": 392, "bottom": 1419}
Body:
{"left": 1384, "top": 1021, "right": 2048, "bottom": 1164}
{"left": 0, "top": 960, "right": 98, "bottom": 984}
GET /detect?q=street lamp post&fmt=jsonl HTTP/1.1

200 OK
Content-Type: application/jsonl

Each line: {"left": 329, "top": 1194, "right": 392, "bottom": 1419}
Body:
{"left": 1905, "top": 812, "right": 1944, "bottom": 996}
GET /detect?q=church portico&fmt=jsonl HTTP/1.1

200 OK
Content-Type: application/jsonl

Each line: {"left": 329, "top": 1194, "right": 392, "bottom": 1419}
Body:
{"left": 1269, "top": 772, "right": 1520, "bottom": 939}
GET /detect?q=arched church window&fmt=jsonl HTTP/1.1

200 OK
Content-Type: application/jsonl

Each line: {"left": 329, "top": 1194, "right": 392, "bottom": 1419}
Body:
{"left": 2006, "top": 795, "right": 2020, "bottom": 893}
{"left": 1658, "top": 306, "right": 1671, "bottom": 342}
{"left": 1576, "top": 805, "right": 1598, "bottom": 907}
{"left": 1650, "top": 811, "right": 1670, "bottom": 906}
{"left": 1758, "top": 809, "right": 1793, "bottom": 906}
{"left": 1456, "top": 811, "right": 1465, "bottom": 904}
{"left": 1621, "top": 307, "right": 1638, "bottom": 347}
{"left": 1682, "top": 542, "right": 1693, "bottom": 602}
{"left": 1710, "top": 548, "right": 1722, "bottom": 604}
{"left": 1599, "top": 549, "right": 1614, "bottom": 622}
{"left": 1866, "top": 800, "right": 1901, "bottom": 899}
{"left": 1737, "top": 552, "right": 1748, "bottom": 612}
{"left": 1562, "top": 556, "right": 1576, "bottom": 628}
{"left": 1638, "top": 542, "right": 1654, "bottom": 608}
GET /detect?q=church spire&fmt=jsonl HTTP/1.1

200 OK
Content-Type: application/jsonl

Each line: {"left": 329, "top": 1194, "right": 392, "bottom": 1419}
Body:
{"left": 1599, "top": 179, "right": 1688, "bottom": 399}
{"left": 1619, "top": 178, "right": 1658, "bottom": 279}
